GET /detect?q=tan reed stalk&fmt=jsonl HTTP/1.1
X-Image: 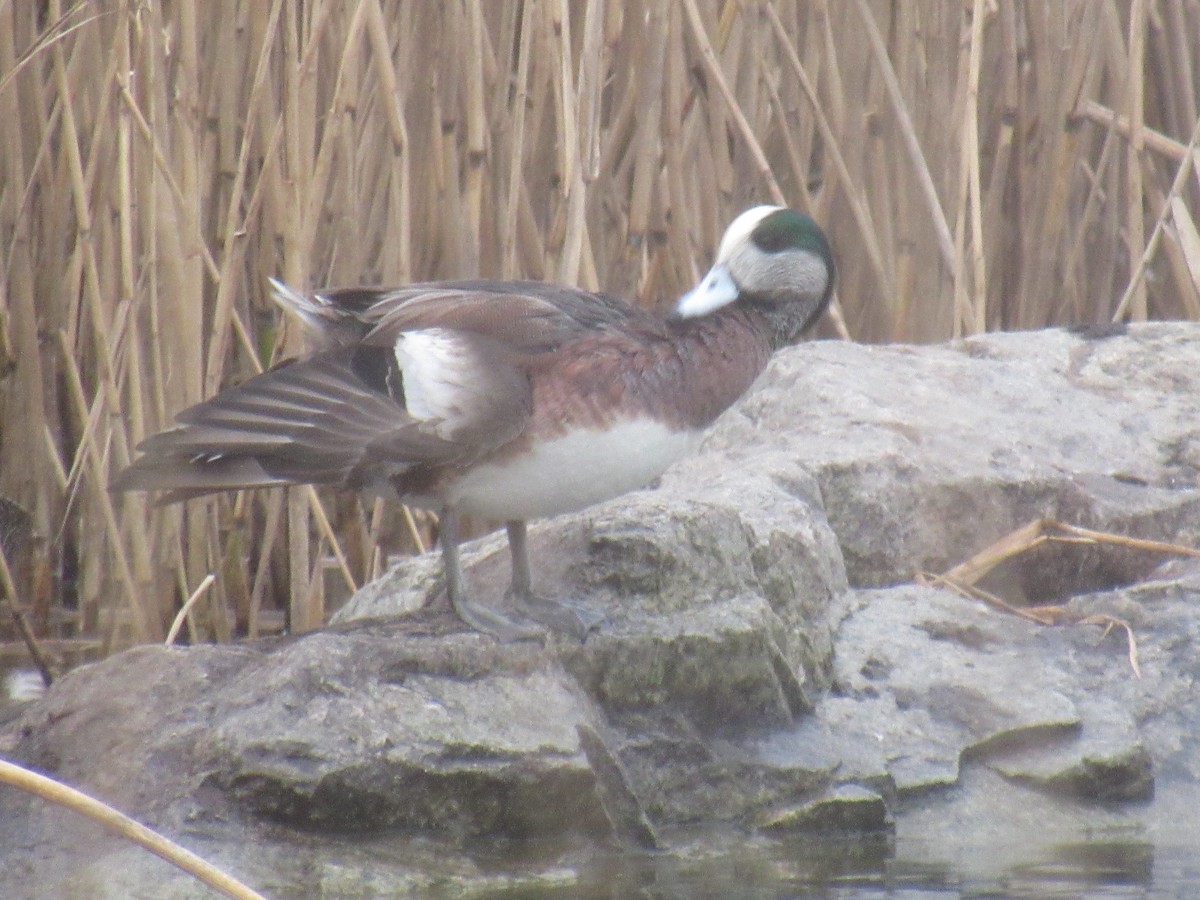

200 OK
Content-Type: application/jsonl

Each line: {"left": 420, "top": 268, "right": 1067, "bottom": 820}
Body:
{"left": 58, "top": 331, "right": 154, "bottom": 644}
{"left": 0, "top": 758, "right": 268, "bottom": 900}
{"left": 2, "top": 0, "right": 1199, "bottom": 665}
{"left": 1113, "top": 113, "right": 1200, "bottom": 321}
{"left": 1125, "top": 0, "right": 1148, "bottom": 322}
{"left": 502, "top": 2, "right": 537, "bottom": 278}
{"left": 683, "top": 0, "right": 785, "bottom": 207}
{"left": 854, "top": 0, "right": 954, "bottom": 275}
{"left": 951, "top": 0, "right": 987, "bottom": 336}
{"left": 764, "top": 4, "right": 872, "bottom": 339}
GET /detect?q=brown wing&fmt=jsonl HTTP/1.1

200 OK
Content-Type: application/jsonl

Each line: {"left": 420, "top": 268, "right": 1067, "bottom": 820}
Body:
{"left": 289, "top": 280, "right": 650, "bottom": 351}
{"left": 111, "top": 337, "right": 529, "bottom": 501}
{"left": 114, "top": 282, "right": 651, "bottom": 502}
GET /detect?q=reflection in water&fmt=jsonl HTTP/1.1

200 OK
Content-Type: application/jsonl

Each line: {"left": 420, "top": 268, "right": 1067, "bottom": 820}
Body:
{"left": 289, "top": 828, "right": 1186, "bottom": 899}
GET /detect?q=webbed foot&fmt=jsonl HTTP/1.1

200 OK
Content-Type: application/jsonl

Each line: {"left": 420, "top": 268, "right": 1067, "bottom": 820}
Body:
{"left": 450, "top": 592, "right": 545, "bottom": 642}
{"left": 509, "top": 590, "right": 606, "bottom": 641}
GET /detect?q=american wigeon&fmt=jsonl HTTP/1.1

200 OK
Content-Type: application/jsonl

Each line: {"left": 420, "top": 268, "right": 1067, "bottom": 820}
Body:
{"left": 113, "top": 206, "right": 835, "bottom": 639}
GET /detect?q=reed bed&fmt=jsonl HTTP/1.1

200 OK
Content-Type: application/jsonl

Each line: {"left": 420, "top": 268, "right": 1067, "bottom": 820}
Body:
{"left": 1, "top": 0, "right": 1198, "bottom": 666}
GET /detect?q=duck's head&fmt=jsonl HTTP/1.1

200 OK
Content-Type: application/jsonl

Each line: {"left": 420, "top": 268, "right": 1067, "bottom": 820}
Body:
{"left": 673, "top": 206, "right": 835, "bottom": 343}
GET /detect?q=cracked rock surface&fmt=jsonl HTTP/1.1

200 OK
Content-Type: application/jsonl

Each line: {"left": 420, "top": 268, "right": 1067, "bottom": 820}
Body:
{"left": 4, "top": 323, "right": 1200, "bottom": 896}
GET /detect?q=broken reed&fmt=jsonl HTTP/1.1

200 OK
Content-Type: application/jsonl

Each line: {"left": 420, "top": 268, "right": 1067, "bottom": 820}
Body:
{"left": 1, "top": 1, "right": 1198, "bottom": 660}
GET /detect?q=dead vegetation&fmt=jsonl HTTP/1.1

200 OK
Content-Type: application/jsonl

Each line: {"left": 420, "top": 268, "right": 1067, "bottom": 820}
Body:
{"left": 920, "top": 519, "right": 1200, "bottom": 678}
{"left": 1, "top": 1, "right": 1199, "bottom": 664}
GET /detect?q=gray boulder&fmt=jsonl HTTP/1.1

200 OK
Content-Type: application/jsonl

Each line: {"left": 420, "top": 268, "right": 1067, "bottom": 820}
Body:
{"left": 3, "top": 323, "right": 1200, "bottom": 896}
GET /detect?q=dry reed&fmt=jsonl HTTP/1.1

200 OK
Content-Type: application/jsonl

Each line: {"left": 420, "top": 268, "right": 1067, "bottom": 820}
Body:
{"left": 1, "top": 1, "right": 1198, "bottom": 664}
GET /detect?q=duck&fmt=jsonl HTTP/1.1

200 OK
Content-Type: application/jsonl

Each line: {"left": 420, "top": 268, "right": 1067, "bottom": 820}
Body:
{"left": 112, "top": 205, "right": 836, "bottom": 640}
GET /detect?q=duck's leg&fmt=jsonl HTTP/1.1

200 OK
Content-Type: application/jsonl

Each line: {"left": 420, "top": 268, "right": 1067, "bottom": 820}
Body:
{"left": 439, "top": 508, "right": 541, "bottom": 641}
{"left": 505, "top": 520, "right": 605, "bottom": 639}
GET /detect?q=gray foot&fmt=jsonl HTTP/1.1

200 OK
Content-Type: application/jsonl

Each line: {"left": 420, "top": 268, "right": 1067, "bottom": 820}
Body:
{"left": 450, "top": 593, "right": 545, "bottom": 642}
{"left": 509, "top": 591, "right": 606, "bottom": 641}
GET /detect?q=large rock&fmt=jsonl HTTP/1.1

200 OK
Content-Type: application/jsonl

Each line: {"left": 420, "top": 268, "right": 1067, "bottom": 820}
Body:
{"left": 708, "top": 324, "right": 1200, "bottom": 591}
{"left": 4, "top": 323, "right": 1200, "bottom": 896}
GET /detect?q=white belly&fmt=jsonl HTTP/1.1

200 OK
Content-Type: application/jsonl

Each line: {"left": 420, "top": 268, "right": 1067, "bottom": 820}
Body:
{"left": 450, "top": 419, "right": 701, "bottom": 521}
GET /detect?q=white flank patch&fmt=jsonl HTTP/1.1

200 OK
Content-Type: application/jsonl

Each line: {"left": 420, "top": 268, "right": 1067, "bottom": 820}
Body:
{"left": 451, "top": 419, "right": 701, "bottom": 521}
{"left": 393, "top": 328, "right": 467, "bottom": 423}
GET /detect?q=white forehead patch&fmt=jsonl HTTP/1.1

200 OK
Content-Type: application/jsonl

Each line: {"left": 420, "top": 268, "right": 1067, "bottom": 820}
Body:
{"left": 715, "top": 205, "right": 783, "bottom": 263}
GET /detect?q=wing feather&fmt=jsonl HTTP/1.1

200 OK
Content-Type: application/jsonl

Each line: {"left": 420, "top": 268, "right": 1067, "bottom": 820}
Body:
{"left": 113, "top": 343, "right": 530, "bottom": 499}
{"left": 115, "top": 279, "right": 641, "bottom": 502}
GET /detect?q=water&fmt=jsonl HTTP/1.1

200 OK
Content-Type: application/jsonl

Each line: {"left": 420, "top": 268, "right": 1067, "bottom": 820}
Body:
{"left": 5, "top": 664, "right": 1198, "bottom": 898}
{"left": 243, "top": 828, "right": 1199, "bottom": 899}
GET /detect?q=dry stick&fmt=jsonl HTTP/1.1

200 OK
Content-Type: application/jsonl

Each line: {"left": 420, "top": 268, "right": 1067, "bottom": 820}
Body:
{"left": 368, "top": 498, "right": 388, "bottom": 582}
{"left": 0, "top": 759, "right": 266, "bottom": 900}
{"left": 965, "top": 0, "right": 987, "bottom": 334}
{"left": 691, "top": 5, "right": 846, "bottom": 332}
{"left": 164, "top": 573, "right": 216, "bottom": 647}
{"left": 502, "top": 1, "right": 536, "bottom": 278}
{"left": 681, "top": 0, "right": 784, "bottom": 206}
{"left": 0, "top": 544, "right": 55, "bottom": 686}
{"left": 110, "top": 308, "right": 157, "bottom": 627}
{"left": 0, "top": 6, "right": 102, "bottom": 98}
{"left": 274, "top": 3, "right": 325, "bottom": 634}
{"left": 1075, "top": 99, "right": 1191, "bottom": 162}
{"left": 852, "top": 0, "right": 956, "bottom": 273}
{"left": 951, "top": 2, "right": 980, "bottom": 337}
{"left": 1048, "top": 521, "right": 1200, "bottom": 558}
{"left": 305, "top": 485, "right": 356, "bottom": 594}
{"left": 663, "top": 14, "right": 699, "bottom": 293}
{"left": 921, "top": 571, "right": 1059, "bottom": 625}
{"left": 363, "top": 0, "right": 407, "bottom": 156}
{"left": 247, "top": 492, "right": 285, "bottom": 640}
{"left": 1060, "top": 124, "right": 1121, "bottom": 318}
{"left": 301, "top": 0, "right": 367, "bottom": 272}
{"left": 1125, "top": 0, "right": 1148, "bottom": 322}
{"left": 42, "top": 426, "right": 70, "bottom": 495}
{"left": 764, "top": 3, "right": 874, "bottom": 339}
{"left": 50, "top": 19, "right": 130, "bottom": 475}
{"left": 58, "top": 332, "right": 154, "bottom": 642}
{"left": 930, "top": 516, "right": 1200, "bottom": 677}
{"left": 101, "top": 285, "right": 162, "bottom": 639}
{"left": 115, "top": 85, "right": 220, "bottom": 284}
{"left": 1112, "top": 112, "right": 1200, "bottom": 322}
{"left": 553, "top": 0, "right": 588, "bottom": 285}
{"left": 920, "top": 571, "right": 1142, "bottom": 678}
{"left": 1079, "top": 614, "right": 1142, "bottom": 679}
{"left": 1171, "top": 196, "right": 1200, "bottom": 307}
{"left": 201, "top": 0, "right": 284, "bottom": 399}
{"left": 576, "top": 0, "right": 605, "bottom": 184}
{"left": 116, "top": 72, "right": 265, "bottom": 406}
{"left": 114, "top": 20, "right": 143, "bottom": 445}
{"left": 462, "top": 1, "right": 487, "bottom": 246}
{"left": 552, "top": 0, "right": 576, "bottom": 202}
{"left": 764, "top": 76, "right": 815, "bottom": 213}
{"left": 626, "top": 2, "right": 665, "bottom": 251}
{"left": 1147, "top": 177, "right": 1200, "bottom": 320}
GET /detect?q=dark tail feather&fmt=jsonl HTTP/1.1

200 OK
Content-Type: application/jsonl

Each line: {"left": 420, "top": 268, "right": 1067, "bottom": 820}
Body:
{"left": 109, "top": 454, "right": 294, "bottom": 504}
{"left": 109, "top": 349, "right": 425, "bottom": 503}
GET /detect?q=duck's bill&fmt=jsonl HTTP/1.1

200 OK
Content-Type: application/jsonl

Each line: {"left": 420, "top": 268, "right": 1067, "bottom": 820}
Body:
{"left": 673, "top": 263, "right": 738, "bottom": 319}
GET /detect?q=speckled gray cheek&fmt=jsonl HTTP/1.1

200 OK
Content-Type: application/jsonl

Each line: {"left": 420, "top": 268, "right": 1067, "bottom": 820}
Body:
{"left": 729, "top": 243, "right": 828, "bottom": 299}
{"left": 767, "top": 248, "right": 829, "bottom": 297}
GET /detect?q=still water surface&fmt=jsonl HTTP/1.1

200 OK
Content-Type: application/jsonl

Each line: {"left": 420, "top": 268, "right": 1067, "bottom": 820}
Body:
{"left": 276, "top": 828, "right": 1199, "bottom": 899}
{"left": 5, "top": 668, "right": 1197, "bottom": 898}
